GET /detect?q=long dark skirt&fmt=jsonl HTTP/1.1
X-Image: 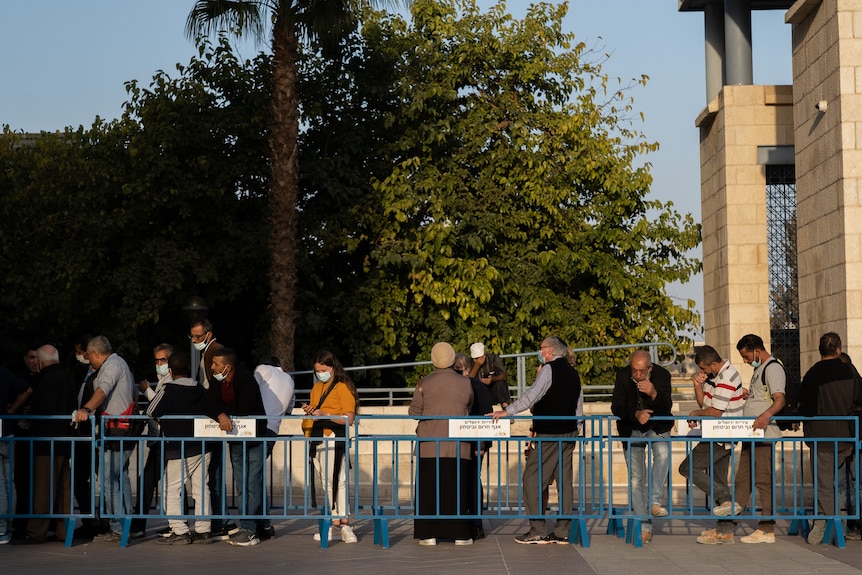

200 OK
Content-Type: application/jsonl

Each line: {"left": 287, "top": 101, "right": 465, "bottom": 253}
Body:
{"left": 414, "top": 457, "right": 472, "bottom": 540}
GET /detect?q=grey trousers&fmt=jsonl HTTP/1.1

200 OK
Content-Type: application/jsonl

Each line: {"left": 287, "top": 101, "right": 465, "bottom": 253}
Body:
{"left": 523, "top": 430, "right": 578, "bottom": 537}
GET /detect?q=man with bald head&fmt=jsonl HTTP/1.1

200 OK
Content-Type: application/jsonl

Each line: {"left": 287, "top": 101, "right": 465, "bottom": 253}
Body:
{"left": 16, "top": 345, "right": 76, "bottom": 544}
{"left": 611, "top": 350, "right": 673, "bottom": 543}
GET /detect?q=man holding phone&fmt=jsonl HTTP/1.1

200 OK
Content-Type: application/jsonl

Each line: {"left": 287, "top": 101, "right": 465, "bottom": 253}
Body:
{"left": 469, "top": 342, "right": 510, "bottom": 409}
{"left": 611, "top": 350, "right": 673, "bottom": 543}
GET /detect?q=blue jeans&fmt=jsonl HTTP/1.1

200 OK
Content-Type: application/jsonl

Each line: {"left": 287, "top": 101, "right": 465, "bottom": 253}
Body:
{"left": 105, "top": 448, "right": 133, "bottom": 534}
{"left": 0, "top": 441, "right": 14, "bottom": 535}
{"left": 228, "top": 442, "right": 265, "bottom": 533}
{"left": 625, "top": 429, "right": 670, "bottom": 533}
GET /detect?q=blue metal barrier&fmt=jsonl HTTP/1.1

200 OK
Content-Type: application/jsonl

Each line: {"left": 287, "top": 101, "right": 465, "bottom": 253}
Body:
{"left": 1, "top": 413, "right": 859, "bottom": 550}
{"left": 606, "top": 415, "right": 860, "bottom": 548}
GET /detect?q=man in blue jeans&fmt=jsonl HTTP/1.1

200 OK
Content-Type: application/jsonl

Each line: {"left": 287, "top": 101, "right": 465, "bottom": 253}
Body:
{"left": 611, "top": 350, "right": 674, "bottom": 543}
{"left": 209, "top": 348, "right": 268, "bottom": 547}
{"left": 74, "top": 336, "right": 138, "bottom": 543}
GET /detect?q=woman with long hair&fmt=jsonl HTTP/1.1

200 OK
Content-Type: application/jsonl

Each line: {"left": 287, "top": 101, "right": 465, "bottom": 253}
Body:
{"left": 302, "top": 350, "right": 359, "bottom": 544}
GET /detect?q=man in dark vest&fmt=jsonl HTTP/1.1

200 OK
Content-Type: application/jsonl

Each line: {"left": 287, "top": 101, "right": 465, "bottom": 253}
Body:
{"left": 489, "top": 335, "right": 581, "bottom": 545}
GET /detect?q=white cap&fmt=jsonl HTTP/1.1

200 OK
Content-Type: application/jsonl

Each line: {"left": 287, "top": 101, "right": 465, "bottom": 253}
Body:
{"left": 470, "top": 342, "right": 485, "bottom": 359}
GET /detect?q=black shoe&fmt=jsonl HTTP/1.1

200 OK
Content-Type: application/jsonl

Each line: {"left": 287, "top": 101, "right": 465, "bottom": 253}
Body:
{"left": 192, "top": 532, "right": 212, "bottom": 544}
{"left": 157, "top": 532, "right": 191, "bottom": 545}
{"left": 156, "top": 526, "right": 173, "bottom": 538}
{"left": 227, "top": 529, "right": 259, "bottom": 547}
{"left": 256, "top": 526, "right": 275, "bottom": 541}
{"left": 212, "top": 522, "right": 239, "bottom": 541}
{"left": 545, "top": 533, "right": 569, "bottom": 545}
{"left": 514, "top": 532, "right": 550, "bottom": 545}
{"left": 11, "top": 535, "right": 47, "bottom": 545}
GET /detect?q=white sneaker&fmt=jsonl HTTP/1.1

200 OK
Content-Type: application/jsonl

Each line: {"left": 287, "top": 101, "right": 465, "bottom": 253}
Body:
{"left": 455, "top": 538, "right": 473, "bottom": 546}
{"left": 740, "top": 529, "right": 775, "bottom": 544}
{"left": 313, "top": 527, "right": 337, "bottom": 542}
{"left": 419, "top": 538, "right": 437, "bottom": 546}
{"left": 340, "top": 525, "right": 358, "bottom": 544}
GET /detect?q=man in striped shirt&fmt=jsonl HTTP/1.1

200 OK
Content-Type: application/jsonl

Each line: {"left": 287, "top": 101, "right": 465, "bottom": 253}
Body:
{"left": 678, "top": 345, "right": 745, "bottom": 544}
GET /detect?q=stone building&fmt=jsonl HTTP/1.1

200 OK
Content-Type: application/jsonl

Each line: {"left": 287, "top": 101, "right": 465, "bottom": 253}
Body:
{"left": 681, "top": 0, "right": 862, "bottom": 379}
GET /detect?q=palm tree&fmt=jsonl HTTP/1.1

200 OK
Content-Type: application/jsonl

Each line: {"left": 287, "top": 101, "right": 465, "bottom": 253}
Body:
{"left": 186, "top": 0, "right": 410, "bottom": 369}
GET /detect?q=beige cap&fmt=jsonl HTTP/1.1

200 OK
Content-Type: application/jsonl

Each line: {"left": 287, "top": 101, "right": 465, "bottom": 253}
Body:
{"left": 431, "top": 342, "right": 456, "bottom": 369}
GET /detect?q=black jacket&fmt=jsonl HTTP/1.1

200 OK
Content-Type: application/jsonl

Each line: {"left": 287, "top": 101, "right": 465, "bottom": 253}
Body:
{"left": 147, "top": 377, "right": 221, "bottom": 459}
{"left": 29, "top": 363, "right": 77, "bottom": 455}
{"left": 611, "top": 363, "right": 674, "bottom": 437}
{"left": 799, "top": 357, "right": 861, "bottom": 440}
{"left": 208, "top": 363, "right": 267, "bottom": 439}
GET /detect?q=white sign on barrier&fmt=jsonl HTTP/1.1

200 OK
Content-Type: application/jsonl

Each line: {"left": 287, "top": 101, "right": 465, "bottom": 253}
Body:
{"left": 194, "top": 417, "right": 257, "bottom": 438}
{"left": 701, "top": 419, "right": 764, "bottom": 439}
{"left": 448, "top": 418, "right": 510, "bottom": 438}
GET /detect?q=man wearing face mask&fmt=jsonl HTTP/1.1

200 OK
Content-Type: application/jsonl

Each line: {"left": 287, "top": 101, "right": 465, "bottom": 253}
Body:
{"left": 489, "top": 335, "right": 581, "bottom": 545}
{"left": 69, "top": 334, "right": 107, "bottom": 538}
{"left": 189, "top": 319, "right": 232, "bottom": 538}
{"left": 209, "top": 348, "right": 267, "bottom": 547}
{"left": 725, "top": 334, "right": 786, "bottom": 544}
{"left": 190, "top": 319, "right": 223, "bottom": 390}
{"left": 679, "top": 344, "right": 745, "bottom": 545}
{"left": 130, "top": 343, "right": 174, "bottom": 537}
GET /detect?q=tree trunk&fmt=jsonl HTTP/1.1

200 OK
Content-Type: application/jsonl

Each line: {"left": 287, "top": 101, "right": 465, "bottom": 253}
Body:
{"left": 268, "top": 18, "right": 300, "bottom": 370}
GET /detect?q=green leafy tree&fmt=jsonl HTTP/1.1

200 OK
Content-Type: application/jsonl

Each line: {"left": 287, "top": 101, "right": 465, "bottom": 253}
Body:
{"left": 335, "top": 0, "right": 701, "bottom": 382}
{"left": 185, "top": 0, "right": 412, "bottom": 370}
{"left": 0, "top": 38, "right": 271, "bottom": 371}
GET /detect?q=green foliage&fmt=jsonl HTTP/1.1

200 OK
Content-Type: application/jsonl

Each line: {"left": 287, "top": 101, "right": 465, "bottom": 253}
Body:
{"left": 0, "top": 1, "right": 701, "bottom": 384}
{"left": 0, "top": 37, "right": 271, "bottom": 372}
{"left": 332, "top": 0, "right": 701, "bottom": 382}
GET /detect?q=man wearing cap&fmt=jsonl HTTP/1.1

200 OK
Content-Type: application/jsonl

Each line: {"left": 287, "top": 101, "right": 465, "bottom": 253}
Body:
{"left": 490, "top": 335, "right": 581, "bottom": 545}
{"left": 468, "top": 342, "right": 510, "bottom": 409}
{"left": 410, "top": 342, "right": 474, "bottom": 546}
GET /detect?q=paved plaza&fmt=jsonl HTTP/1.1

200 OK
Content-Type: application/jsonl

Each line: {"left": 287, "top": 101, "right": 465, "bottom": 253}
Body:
{"left": 3, "top": 518, "right": 862, "bottom": 575}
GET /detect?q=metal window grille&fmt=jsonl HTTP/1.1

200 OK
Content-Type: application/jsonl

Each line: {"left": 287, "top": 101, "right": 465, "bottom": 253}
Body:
{"left": 765, "top": 164, "right": 800, "bottom": 384}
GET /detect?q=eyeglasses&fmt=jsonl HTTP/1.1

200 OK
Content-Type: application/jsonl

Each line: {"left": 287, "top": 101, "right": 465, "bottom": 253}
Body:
{"left": 189, "top": 332, "right": 209, "bottom": 343}
{"left": 632, "top": 367, "right": 651, "bottom": 375}
{"left": 154, "top": 357, "right": 169, "bottom": 364}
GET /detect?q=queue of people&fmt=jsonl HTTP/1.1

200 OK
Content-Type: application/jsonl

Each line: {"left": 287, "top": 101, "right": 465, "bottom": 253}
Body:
{"left": 2, "top": 329, "right": 861, "bottom": 550}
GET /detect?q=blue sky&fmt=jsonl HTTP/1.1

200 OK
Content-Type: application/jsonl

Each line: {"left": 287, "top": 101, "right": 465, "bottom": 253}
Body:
{"left": 0, "top": 1, "right": 793, "bottom": 335}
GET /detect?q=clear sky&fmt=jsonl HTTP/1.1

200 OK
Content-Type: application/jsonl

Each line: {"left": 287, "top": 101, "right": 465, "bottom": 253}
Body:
{"left": 0, "top": 1, "right": 793, "bottom": 336}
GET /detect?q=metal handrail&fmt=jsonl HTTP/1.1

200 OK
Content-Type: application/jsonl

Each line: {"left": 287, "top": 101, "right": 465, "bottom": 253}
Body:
{"left": 289, "top": 341, "right": 679, "bottom": 406}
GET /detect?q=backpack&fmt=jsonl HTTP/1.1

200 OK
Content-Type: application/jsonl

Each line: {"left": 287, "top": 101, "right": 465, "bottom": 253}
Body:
{"left": 759, "top": 357, "right": 798, "bottom": 431}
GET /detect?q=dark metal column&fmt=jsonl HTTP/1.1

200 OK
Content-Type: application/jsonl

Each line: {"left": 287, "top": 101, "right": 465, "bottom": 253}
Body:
{"left": 724, "top": 0, "right": 754, "bottom": 85}
{"left": 704, "top": 0, "right": 726, "bottom": 102}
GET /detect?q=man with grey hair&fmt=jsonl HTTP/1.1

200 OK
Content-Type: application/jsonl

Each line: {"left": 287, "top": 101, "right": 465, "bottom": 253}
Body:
{"left": 16, "top": 345, "right": 76, "bottom": 544}
{"left": 489, "top": 335, "right": 581, "bottom": 545}
{"left": 131, "top": 343, "right": 174, "bottom": 537}
{"left": 73, "top": 336, "right": 137, "bottom": 543}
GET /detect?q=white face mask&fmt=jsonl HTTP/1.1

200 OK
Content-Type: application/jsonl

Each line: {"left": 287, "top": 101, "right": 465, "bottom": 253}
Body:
{"left": 193, "top": 341, "right": 207, "bottom": 351}
{"left": 76, "top": 353, "right": 89, "bottom": 365}
{"left": 538, "top": 350, "right": 546, "bottom": 365}
{"left": 155, "top": 363, "right": 169, "bottom": 377}
{"left": 315, "top": 370, "right": 332, "bottom": 383}
{"left": 213, "top": 366, "right": 228, "bottom": 382}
